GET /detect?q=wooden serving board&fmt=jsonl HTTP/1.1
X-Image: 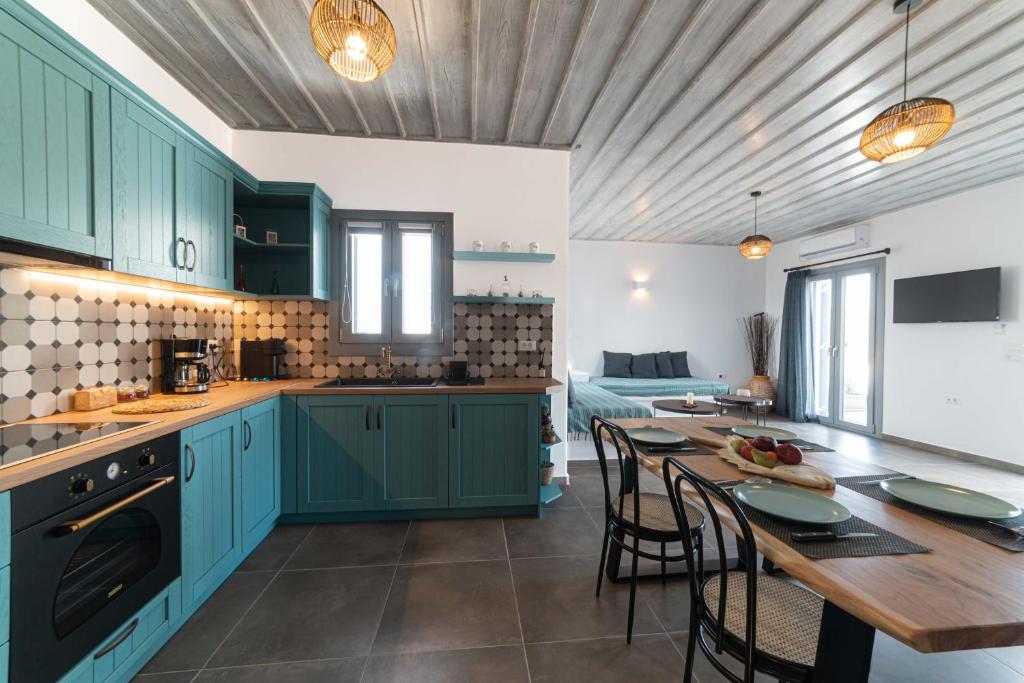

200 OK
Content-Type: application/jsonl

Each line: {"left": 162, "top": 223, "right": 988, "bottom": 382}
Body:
{"left": 112, "top": 397, "right": 211, "bottom": 414}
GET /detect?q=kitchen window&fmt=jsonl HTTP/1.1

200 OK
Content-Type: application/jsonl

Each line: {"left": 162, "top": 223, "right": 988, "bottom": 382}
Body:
{"left": 330, "top": 210, "right": 453, "bottom": 356}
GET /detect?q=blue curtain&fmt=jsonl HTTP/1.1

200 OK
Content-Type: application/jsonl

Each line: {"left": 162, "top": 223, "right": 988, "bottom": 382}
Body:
{"left": 775, "top": 270, "right": 809, "bottom": 421}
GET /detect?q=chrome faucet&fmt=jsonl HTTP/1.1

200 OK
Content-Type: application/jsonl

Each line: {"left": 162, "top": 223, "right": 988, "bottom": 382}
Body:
{"left": 378, "top": 345, "right": 397, "bottom": 380}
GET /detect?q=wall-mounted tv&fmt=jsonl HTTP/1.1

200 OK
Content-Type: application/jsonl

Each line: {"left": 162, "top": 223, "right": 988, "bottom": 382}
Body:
{"left": 893, "top": 267, "right": 1001, "bottom": 323}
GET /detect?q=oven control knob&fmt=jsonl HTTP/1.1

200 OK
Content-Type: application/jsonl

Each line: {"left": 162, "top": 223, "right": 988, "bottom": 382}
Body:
{"left": 70, "top": 476, "right": 94, "bottom": 495}
{"left": 138, "top": 452, "right": 156, "bottom": 467}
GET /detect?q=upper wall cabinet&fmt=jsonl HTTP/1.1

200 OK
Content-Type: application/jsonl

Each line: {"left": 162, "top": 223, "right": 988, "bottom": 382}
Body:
{"left": 180, "top": 140, "right": 233, "bottom": 291}
{"left": 0, "top": 10, "right": 111, "bottom": 258}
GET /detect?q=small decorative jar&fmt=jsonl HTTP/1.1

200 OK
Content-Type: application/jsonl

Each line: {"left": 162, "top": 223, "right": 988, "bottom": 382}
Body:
{"left": 529, "top": 241, "right": 540, "bottom": 253}
{"left": 472, "top": 240, "right": 484, "bottom": 252}
{"left": 501, "top": 240, "right": 513, "bottom": 252}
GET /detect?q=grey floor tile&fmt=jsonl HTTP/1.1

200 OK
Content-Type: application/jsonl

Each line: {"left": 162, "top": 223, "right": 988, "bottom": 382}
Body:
{"left": 237, "top": 524, "right": 314, "bottom": 572}
{"left": 503, "top": 508, "right": 602, "bottom": 558}
{"left": 667, "top": 631, "right": 772, "bottom": 683}
{"left": 363, "top": 646, "right": 530, "bottom": 682}
{"left": 640, "top": 578, "right": 695, "bottom": 633}
{"left": 512, "top": 555, "right": 663, "bottom": 643}
{"left": 988, "top": 647, "right": 1024, "bottom": 676}
{"left": 142, "top": 572, "right": 274, "bottom": 673}
{"left": 372, "top": 560, "right": 522, "bottom": 654}
{"left": 544, "top": 481, "right": 583, "bottom": 509}
{"left": 526, "top": 634, "right": 683, "bottom": 683}
{"left": 194, "top": 658, "right": 365, "bottom": 682}
{"left": 286, "top": 521, "right": 409, "bottom": 569}
{"left": 868, "top": 632, "right": 1024, "bottom": 683}
{"left": 208, "top": 566, "right": 394, "bottom": 667}
{"left": 400, "top": 518, "right": 507, "bottom": 564}
{"left": 569, "top": 475, "right": 614, "bottom": 508}
{"left": 132, "top": 673, "right": 198, "bottom": 683}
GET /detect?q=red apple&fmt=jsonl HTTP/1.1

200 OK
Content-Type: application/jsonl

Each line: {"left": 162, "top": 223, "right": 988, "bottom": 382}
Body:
{"left": 777, "top": 443, "right": 803, "bottom": 465}
{"left": 740, "top": 445, "right": 754, "bottom": 462}
{"left": 750, "top": 436, "right": 778, "bottom": 453}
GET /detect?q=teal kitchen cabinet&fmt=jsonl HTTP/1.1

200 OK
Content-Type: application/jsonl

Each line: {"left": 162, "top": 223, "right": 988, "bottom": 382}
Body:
{"left": 240, "top": 398, "right": 281, "bottom": 554}
{"left": 311, "top": 194, "right": 331, "bottom": 300}
{"left": 110, "top": 90, "right": 183, "bottom": 281}
{"left": 0, "top": 9, "right": 111, "bottom": 259}
{"left": 179, "top": 139, "right": 233, "bottom": 290}
{"left": 180, "top": 412, "right": 242, "bottom": 614}
{"left": 374, "top": 395, "right": 449, "bottom": 510}
{"left": 449, "top": 394, "right": 540, "bottom": 508}
{"left": 295, "top": 395, "right": 376, "bottom": 513}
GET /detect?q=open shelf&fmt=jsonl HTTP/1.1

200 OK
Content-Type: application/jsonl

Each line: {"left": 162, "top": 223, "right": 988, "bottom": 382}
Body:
{"left": 453, "top": 251, "right": 555, "bottom": 263}
{"left": 540, "top": 435, "right": 562, "bottom": 449}
{"left": 453, "top": 295, "right": 555, "bottom": 305}
{"left": 540, "top": 483, "right": 563, "bottom": 505}
{"left": 233, "top": 235, "right": 309, "bottom": 254}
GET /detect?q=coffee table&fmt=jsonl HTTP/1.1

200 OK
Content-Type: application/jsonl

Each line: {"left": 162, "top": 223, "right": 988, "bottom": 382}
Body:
{"left": 651, "top": 399, "right": 719, "bottom": 417}
{"left": 714, "top": 394, "right": 773, "bottom": 425}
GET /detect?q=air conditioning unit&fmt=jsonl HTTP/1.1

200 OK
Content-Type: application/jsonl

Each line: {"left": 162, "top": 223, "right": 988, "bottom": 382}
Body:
{"left": 798, "top": 224, "right": 869, "bottom": 260}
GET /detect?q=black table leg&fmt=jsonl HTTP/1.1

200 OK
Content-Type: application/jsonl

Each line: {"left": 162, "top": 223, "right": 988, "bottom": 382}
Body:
{"left": 812, "top": 601, "right": 875, "bottom": 682}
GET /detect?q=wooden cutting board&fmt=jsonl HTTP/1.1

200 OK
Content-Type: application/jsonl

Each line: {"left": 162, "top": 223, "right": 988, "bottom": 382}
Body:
{"left": 112, "top": 397, "right": 211, "bottom": 414}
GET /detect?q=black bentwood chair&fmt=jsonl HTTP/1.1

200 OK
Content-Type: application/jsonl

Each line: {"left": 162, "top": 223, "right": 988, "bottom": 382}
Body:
{"left": 662, "top": 457, "right": 825, "bottom": 683}
{"left": 590, "top": 416, "right": 705, "bottom": 643}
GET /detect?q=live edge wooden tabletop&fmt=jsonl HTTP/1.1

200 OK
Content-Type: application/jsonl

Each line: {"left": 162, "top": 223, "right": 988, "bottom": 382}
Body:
{"left": 608, "top": 416, "right": 1024, "bottom": 654}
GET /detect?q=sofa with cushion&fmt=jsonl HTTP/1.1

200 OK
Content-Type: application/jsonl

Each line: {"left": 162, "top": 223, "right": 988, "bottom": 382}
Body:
{"left": 596, "top": 350, "right": 730, "bottom": 397}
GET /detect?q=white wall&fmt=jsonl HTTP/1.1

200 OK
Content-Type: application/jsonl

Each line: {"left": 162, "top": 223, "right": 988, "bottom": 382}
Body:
{"left": 764, "top": 176, "right": 1024, "bottom": 465}
{"left": 26, "top": 0, "right": 233, "bottom": 155}
{"left": 569, "top": 240, "right": 767, "bottom": 388}
{"left": 233, "top": 131, "right": 572, "bottom": 474}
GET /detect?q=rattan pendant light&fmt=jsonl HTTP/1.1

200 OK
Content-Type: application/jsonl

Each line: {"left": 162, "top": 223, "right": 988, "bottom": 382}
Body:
{"left": 739, "top": 191, "right": 772, "bottom": 260}
{"left": 310, "top": 0, "right": 396, "bottom": 83}
{"left": 860, "top": 0, "right": 954, "bottom": 163}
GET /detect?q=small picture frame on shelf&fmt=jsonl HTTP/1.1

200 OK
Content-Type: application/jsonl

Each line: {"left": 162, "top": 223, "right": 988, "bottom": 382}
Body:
{"left": 265, "top": 230, "right": 278, "bottom": 245}
{"left": 233, "top": 224, "right": 247, "bottom": 239}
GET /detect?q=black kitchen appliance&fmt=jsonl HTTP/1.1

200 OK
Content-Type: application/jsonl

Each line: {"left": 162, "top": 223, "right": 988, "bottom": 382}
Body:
{"left": 239, "top": 339, "right": 287, "bottom": 380}
{"left": 10, "top": 432, "right": 180, "bottom": 683}
{"left": 159, "top": 338, "right": 211, "bottom": 393}
{"left": 445, "top": 360, "right": 469, "bottom": 385}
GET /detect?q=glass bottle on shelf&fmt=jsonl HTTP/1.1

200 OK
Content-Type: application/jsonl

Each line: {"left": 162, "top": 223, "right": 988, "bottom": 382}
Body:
{"left": 236, "top": 264, "right": 246, "bottom": 291}
{"left": 270, "top": 270, "right": 280, "bottom": 295}
{"left": 501, "top": 275, "right": 511, "bottom": 297}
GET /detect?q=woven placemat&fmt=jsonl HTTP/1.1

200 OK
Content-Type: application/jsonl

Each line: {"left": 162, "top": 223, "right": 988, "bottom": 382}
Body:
{"left": 112, "top": 397, "right": 211, "bottom": 414}
{"left": 705, "top": 427, "right": 835, "bottom": 453}
{"left": 837, "top": 474, "right": 1024, "bottom": 552}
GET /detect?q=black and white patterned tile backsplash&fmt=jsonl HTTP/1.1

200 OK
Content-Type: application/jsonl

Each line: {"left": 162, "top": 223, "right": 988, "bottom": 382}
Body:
{"left": 0, "top": 267, "right": 233, "bottom": 423}
{"left": 232, "top": 301, "right": 553, "bottom": 380}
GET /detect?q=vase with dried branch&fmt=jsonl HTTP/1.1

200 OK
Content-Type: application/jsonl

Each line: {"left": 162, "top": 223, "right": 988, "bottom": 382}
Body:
{"left": 740, "top": 312, "right": 778, "bottom": 400}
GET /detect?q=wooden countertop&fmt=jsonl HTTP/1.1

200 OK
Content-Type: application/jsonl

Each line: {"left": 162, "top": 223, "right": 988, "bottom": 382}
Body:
{"left": 0, "top": 377, "right": 563, "bottom": 492}
{"left": 608, "top": 416, "right": 1024, "bottom": 654}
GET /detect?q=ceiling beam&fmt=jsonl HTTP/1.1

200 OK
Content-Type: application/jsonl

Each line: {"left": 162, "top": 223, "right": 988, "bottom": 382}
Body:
{"left": 183, "top": 0, "right": 298, "bottom": 129}
{"left": 382, "top": 79, "right": 407, "bottom": 138}
{"left": 469, "top": 0, "right": 480, "bottom": 142}
{"left": 539, "top": 0, "right": 600, "bottom": 147}
{"left": 240, "top": 0, "right": 335, "bottom": 133}
{"left": 505, "top": 0, "right": 540, "bottom": 144}
{"left": 108, "top": 0, "right": 257, "bottom": 127}
{"left": 412, "top": 0, "right": 442, "bottom": 139}
{"left": 570, "top": 0, "right": 657, "bottom": 150}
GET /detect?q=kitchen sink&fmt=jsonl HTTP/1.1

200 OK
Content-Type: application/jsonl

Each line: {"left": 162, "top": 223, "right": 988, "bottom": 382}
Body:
{"left": 315, "top": 377, "right": 440, "bottom": 388}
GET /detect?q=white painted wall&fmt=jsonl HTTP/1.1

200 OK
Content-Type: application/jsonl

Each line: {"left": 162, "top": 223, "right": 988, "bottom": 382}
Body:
{"left": 233, "top": 131, "right": 572, "bottom": 475}
{"left": 764, "top": 176, "right": 1024, "bottom": 465}
{"left": 26, "top": 0, "right": 233, "bottom": 155}
{"left": 569, "top": 240, "right": 767, "bottom": 389}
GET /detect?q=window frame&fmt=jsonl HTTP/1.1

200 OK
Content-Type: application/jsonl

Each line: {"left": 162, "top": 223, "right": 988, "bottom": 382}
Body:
{"left": 329, "top": 209, "right": 453, "bottom": 357}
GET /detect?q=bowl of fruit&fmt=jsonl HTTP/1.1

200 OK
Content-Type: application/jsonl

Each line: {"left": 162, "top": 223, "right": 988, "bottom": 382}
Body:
{"left": 720, "top": 434, "right": 835, "bottom": 490}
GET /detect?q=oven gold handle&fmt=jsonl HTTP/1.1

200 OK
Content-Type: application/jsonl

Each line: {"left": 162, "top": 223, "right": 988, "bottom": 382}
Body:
{"left": 55, "top": 476, "right": 176, "bottom": 536}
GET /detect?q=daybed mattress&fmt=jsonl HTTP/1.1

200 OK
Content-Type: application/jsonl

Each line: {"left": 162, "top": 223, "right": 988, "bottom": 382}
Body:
{"left": 568, "top": 382, "right": 651, "bottom": 434}
{"left": 590, "top": 376, "right": 730, "bottom": 397}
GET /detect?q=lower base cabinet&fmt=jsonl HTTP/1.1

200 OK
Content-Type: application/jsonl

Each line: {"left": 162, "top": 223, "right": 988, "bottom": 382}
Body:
{"left": 241, "top": 399, "right": 281, "bottom": 554}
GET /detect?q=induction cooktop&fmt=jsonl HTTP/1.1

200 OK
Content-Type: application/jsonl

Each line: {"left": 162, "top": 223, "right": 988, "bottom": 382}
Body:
{"left": 0, "top": 421, "right": 157, "bottom": 469}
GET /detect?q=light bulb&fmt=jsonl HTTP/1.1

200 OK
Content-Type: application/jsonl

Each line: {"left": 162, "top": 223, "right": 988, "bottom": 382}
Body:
{"left": 345, "top": 33, "right": 367, "bottom": 61}
{"left": 893, "top": 128, "right": 916, "bottom": 147}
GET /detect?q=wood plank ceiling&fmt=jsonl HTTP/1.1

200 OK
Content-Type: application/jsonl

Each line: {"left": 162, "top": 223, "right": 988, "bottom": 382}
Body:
{"left": 87, "top": 0, "right": 1024, "bottom": 245}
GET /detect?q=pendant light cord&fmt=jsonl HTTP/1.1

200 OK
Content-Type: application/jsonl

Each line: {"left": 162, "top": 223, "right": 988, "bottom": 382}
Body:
{"left": 902, "top": 1, "right": 910, "bottom": 101}
{"left": 753, "top": 194, "right": 759, "bottom": 237}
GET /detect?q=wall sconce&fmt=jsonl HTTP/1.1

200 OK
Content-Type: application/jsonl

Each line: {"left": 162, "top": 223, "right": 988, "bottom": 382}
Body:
{"left": 632, "top": 279, "right": 648, "bottom": 291}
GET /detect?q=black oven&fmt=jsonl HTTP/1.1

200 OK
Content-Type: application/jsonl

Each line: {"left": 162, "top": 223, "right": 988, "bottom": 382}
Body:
{"left": 10, "top": 432, "right": 180, "bottom": 683}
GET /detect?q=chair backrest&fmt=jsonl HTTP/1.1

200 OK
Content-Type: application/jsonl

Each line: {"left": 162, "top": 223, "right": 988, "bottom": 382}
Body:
{"left": 589, "top": 416, "right": 641, "bottom": 528}
{"left": 662, "top": 457, "right": 760, "bottom": 683}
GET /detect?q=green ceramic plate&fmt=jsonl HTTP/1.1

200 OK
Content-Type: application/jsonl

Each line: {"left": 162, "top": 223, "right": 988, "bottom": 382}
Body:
{"left": 624, "top": 427, "right": 687, "bottom": 446}
{"left": 731, "top": 425, "right": 798, "bottom": 440}
{"left": 880, "top": 479, "right": 1022, "bottom": 520}
{"left": 733, "top": 482, "right": 851, "bottom": 525}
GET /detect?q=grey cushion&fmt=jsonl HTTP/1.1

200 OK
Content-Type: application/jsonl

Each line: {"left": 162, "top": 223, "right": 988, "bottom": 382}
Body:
{"left": 603, "top": 351, "right": 633, "bottom": 378}
{"left": 655, "top": 352, "right": 674, "bottom": 378}
{"left": 631, "top": 353, "right": 658, "bottom": 379}
{"left": 670, "top": 351, "right": 691, "bottom": 378}
{"left": 567, "top": 375, "right": 576, "bottom": 407}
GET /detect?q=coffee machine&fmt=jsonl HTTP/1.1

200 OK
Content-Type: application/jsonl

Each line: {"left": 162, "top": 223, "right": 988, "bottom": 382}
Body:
{"left": 159, "top": 339, "right": 211, "bottom": 393}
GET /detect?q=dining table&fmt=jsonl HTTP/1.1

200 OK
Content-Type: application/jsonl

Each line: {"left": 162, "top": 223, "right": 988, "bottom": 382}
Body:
{"left": 605, "top": 415, "right": 1024, "bottom": 683}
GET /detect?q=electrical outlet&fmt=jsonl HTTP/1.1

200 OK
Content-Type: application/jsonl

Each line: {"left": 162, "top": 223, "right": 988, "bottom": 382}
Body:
{"left": 717, "top": 372, "right": 727, "bottom": 380}
{"left": 518, "top": 340, "right": 537, "bottom": 352}
{"left": 945, "top": 397, "right": 963, "bottom": 406}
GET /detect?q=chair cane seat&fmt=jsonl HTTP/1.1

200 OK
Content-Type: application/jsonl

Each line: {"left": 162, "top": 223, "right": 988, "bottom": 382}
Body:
{"left": 701, "top": 571, "right": 823, "bottom": 667}
{"left": 618, "top": 492, "right": 704, "bottom": 533}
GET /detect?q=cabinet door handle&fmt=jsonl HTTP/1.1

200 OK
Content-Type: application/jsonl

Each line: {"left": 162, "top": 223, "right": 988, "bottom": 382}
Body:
{"left": 186, "top": 240, "right": 197, "bottom": 271}
{"left": 365, "top": 404, "right": 371, "bottom": 431}
{"left": 377, "top": 404, "right": 383, "bottom": 430}
{"left": 243, "top": 420, "right": 252, "bottom": 450}
{"left": 94, "top": 618, "right": 139, "bottom": 659}
{"left": 176, "top": 237, "right": 187, "bottom": 270}
{"left": 451, "top": 404, "right": 457, "bottom": 429}
{"left": 185, "top": 444, "right": 196, "bottom": 482}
